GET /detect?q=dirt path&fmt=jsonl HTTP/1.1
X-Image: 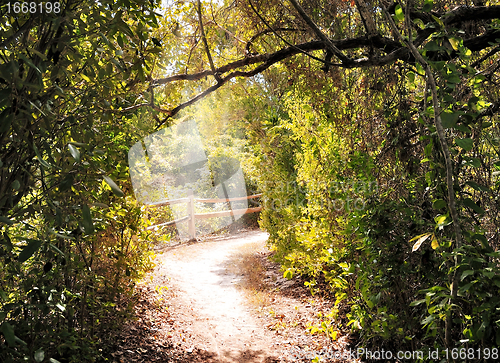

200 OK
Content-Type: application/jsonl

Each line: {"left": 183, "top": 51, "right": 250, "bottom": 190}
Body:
{"left": 110, "top": 229, "right": 358, "bottom": 363}
{"left": 156, "top": 230, "right": 280, "bottom": 362}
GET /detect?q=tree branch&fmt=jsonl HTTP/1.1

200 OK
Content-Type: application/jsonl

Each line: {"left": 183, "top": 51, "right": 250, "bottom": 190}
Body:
{"left": 354, "top": 0, "right": 378, "bottom": 37}
{"left": 197, "top": 0, "right": 220, "bottom": 82}
{"left": 288, "top": 0, "right": 354, "bottom": 65}
{"left": 147, "top": 4, "right": 500, "bottom": 126}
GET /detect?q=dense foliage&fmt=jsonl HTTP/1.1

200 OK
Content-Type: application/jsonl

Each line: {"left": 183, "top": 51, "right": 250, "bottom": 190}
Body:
{"left": 0, "top": 1, "right": 162, "bottom": 361}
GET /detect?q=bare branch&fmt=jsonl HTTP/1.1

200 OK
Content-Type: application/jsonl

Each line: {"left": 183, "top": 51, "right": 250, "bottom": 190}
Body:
{"left": 288, "top": 0, "right": 354, "bottom": 65}
{"left": 197, "top": 0, "right": 220, "bottom": 82}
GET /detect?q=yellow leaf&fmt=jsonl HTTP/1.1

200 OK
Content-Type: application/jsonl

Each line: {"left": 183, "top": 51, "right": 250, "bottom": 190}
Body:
{"left": 431, "top": 236, "right": 439, "bottom": 249}
{"left": 81, "top": 73, "right": 91, "bottom": 82}
{"left": 449, "top": 37, "right": 459, "bottom": 51}
{"left": 411, "top": 233, "right": 432, "bottom": 252}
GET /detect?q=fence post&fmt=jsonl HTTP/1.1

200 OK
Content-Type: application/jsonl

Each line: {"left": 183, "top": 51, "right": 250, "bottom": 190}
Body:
{"left": 187, "top": 189, "right": 196, "bottom": 240}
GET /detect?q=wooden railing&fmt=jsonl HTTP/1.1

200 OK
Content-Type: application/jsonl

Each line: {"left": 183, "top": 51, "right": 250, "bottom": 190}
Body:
{"left": 146, "top": 190, "right": 263, "bottom": 239}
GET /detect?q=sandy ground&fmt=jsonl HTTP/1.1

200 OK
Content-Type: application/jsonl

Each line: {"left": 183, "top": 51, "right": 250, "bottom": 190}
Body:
{"left": 155, "top": 230, "right": 281, "bottom": 362}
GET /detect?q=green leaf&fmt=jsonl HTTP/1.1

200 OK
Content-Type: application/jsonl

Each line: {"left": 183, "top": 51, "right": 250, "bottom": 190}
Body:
{"left": 455, "top": 138, "right": 474, "bottom": 151}
{"left": 34, "top": 349, "right": 45, "bottom": 363}
{"left": 441, "top": 111, "right": 459, "bottom": 128}
{"left": 0, "top": 289, "right": 8, "bottom": 301}
{"left": 18, "top": 239, "right": 43, "bottom": 263}
{"left": 68, "top": 144, "right": 81, "bottom": 162}
{"left": 407, "top": 71, "right": 415, "bottom": 83}
{"left": 82, "top": 205, "right": 94, "bottom": 234}
{"left": 423, "top": 0, "right": 433, "bottom": 12}
{"left": 50, "top": 359, "right": 62, "bottom": 363}
{"left": 434, "top": 214, "right": 451, "bottom": 228}
{"left": 33, "top": 144, "right": 51, "bottom": 169}
{"left": 0, "top": 216, "right": 14, "bottom": 225}
{"left": 445, "top": 74, "right": 461, "bottom": 84}
{"left": 463, "top": 198, "right": 485, "bottom": 215}
{"left": 471, "top": 234, "right": 492, "bottom": 251}
{"left": 466, "top": 181, "right": 489, "bottom": 192}
{"left": 394, "top": 5, "right": 404, "bottom": 22}
{"left": 411, "top": 233, "right": 432, "bottom": 252}
{"left": 103, "top": 176, "right": 124, "bottom": 197}
{"left": 1, "top": 232, "right": 13, "bottom": 252}
{"left": 12, "top": 180, "right": 20, "bottom": 190}
{"left": 19, "top": 54, "right": 41, "bottom": 75}
{"left": 0, "top": 110, "right": 13, "bottom": 133}
{"left": 425, "top": 41, "right": 441, "bottom": 52}
{"left": 284, "top": 270, "right": 293, "bottom": 280}
{"left": 410, "top": 299, "right": 426, "bottom": 306}
{"left": 49, "top": 244, "right": 66, "bottom": 257}
{"left": 433, "top": 199, "right": 447, "bottom": 209}
{"left": 463, "top": 157, "right": 481, "bottom": 168}
{"left": 461, "top": 270, "right": 474, "bottom": 281}
{"left": 0, "top": 322, "right": 16, "bottom": 346}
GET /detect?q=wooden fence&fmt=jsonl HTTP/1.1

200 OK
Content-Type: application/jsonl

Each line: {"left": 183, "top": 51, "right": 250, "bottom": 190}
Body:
{"left": 146, "top": 190, "right": 263, "bottom": 239}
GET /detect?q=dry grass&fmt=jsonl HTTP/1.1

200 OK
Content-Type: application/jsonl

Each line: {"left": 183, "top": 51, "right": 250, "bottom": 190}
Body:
{"left": 223, "top": 241, "right": 272, "bottom": 308}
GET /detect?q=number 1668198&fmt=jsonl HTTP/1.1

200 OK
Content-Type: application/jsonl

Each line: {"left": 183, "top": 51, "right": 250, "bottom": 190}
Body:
{"left": 6, "top": 2, "right": 61, "bottom": 14}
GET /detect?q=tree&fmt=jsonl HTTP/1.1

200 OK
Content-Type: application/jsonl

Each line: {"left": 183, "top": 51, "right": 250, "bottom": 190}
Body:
{"left": 0, "top": 1, "right": 161, "bottom": 361}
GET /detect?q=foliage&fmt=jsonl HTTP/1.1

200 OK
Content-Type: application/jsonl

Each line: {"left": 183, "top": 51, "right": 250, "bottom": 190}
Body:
{"left": 0, "top": 0, "right": 161, "bottom": 361}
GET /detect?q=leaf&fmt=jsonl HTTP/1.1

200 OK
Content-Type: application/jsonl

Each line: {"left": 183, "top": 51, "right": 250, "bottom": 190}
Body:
{"left": 0, "top": 322, "right": 16, "bottom": 346}
{"left": 49, "top": 244, "right": 66, "bottom": 257}
{"left": 455, "top": 138, "right": 474, "bottom": 151}
{"left": 394, "top": 5, "right": 404, "bottom": 22}
{"left": 18, "top": 239, "right": 43, "bottom": 263}
{"left": 82, "top": 205, "right": 94, "bottom": 234}
{"left": 34, "top": 349, "right": 45, "bottom": 363}
{"left": 411, "top": 233, "right": 432, "bottom": 252}
{"left": 423, "top": 0, "right": 433, "bottom": 12}
{"left": 425, "top": 41, "right": 441, "bottom": 52}
{"left": 448, "top": 37, "right": 460, "bottom": 51}
{"left": 431, "top": 236, "right": 439, "bottom": 249}
{"left": 433, "top": 199, "right": 446, "bottom": 209}
{"left": 1, "top": 232, "right": 13, "bottom": 252}
{"left": 284, "top": 270, "right": 293, "bottom": 280}
{"left": 103, "top": 176, "right": 124, "bottom": 197}
{"left": 407, "top": 71, "right": 415, "bottom": 83}
{"left": 463, "top": 198, "right": 485, "bottom": 215}
{"left": 0, "top": 216, "right": 14, "bottom": 225}
{"left": 91, "top": 202, "right": 109, "bottom": 208}
{"left": 27, "top": 48, "right": 47, "bottom": 60}
{"left": 440, "top": 111, "right": 459, "bottom": 128}
{"left": 19, "top": 54, "right": 41, "bottom": 75}
{"left": 33, "top": 144, "right": 51, "bottom": 169}
{"left": 0, "top": 111, "right": 13, "bottom": 133}
{"left": 68, "top": 144, "right": 81, "bottom": 162}
{"left": 410, "top": 299, "right": 426, "bottom": 306}
{"left": 50, "top": 359, "right": 62, "bottom": 363}
{"left": 463, "top": 157, "right": 481, "bottom": 168}
{"left": 466, "top": 181, "right": 489, "bottom": 192}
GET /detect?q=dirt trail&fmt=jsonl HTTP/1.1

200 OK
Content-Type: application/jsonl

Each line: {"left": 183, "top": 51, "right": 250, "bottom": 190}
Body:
{"left": 113, "top": 229, "right": 357, "bottom": 363}
{"left": 155, "top": 230, "right": 281, "bottom": 362}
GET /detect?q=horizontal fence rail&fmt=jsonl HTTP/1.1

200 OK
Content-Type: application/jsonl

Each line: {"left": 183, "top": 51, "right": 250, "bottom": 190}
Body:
{"left": 145, "top": 191, "right": 262, "bottom": 239}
